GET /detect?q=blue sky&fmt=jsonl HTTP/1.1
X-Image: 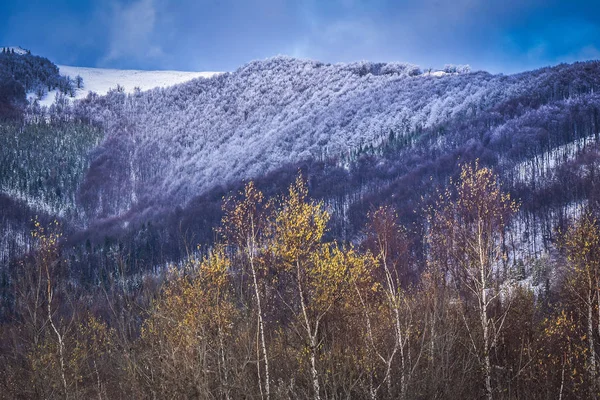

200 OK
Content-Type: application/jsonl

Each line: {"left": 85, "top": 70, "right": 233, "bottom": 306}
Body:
{"left": 1, "top": 0, "right": 599, "bottom": 73}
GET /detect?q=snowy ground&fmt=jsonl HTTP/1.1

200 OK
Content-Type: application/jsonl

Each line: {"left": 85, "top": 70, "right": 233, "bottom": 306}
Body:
{"left": 34, "top": 65, "right": 220, "bottom": 107}
{"left": 428, "top": 70, "right": 449, "bottom": 77}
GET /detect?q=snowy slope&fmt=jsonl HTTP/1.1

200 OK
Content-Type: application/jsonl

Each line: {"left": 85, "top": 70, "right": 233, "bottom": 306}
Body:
{"left": 72, "top": 57, "right": 600, "bottom": 225}
{"left": 36, "top": 65, "right": 220, "bottom": 106}
{"left": 72, "top": 57, "right": 503, "bottom": 213}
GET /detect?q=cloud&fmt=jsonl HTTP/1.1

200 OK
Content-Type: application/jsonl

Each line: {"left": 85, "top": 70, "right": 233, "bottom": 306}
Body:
{"left": 286, "top": 0, "right": 387, "bottom": 62}
{"left": 291, "top": 19, "right": 382, "bottom": 61}
{"left": 7, "top": 0, "right": 597, "bottom": 72}
{"left": 101, "top": 0, "right": 164, "bottom": 67}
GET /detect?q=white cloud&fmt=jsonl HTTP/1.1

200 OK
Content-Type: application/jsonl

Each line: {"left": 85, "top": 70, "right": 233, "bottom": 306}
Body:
{"left": 101, "top": 0, "right": 164, "bottom": 66}
{"left": 288, "top": 17, "right": 383, "bottom": 62}
{"left": 287, "top": 0, "right": 386, "bottom": 62}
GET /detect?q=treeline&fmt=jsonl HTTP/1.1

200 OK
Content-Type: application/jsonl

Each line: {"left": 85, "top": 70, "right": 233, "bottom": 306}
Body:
{"left": 0, "top": 49, "right": 75, "bottom": 120}
{"left": 0, "top": 49, "right": 74, "bottom": 96}
{"left": 1, "top": 165, "right": 599, "bottom": 399}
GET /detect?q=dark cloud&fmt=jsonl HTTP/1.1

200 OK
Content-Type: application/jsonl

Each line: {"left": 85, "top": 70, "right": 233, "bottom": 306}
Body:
{"left": 0, "top": 0, "right": 598, "bottom": 73}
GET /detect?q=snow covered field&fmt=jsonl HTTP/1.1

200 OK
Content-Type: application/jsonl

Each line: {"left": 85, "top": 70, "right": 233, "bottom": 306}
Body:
{"left": 35, "top": 65, "right": 220, "bottom": 106}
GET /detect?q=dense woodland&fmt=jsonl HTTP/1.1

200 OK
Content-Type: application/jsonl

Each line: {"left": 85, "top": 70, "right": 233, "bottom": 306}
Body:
{"left": 3, "top": 58, "right": 600, "bottom": 273}
{"left": 0, "top": 48, "right": 75, "bottom": 118}
{"left": 2, "top": 51, "right": 600, "bottom": 398}
{"left": 1, "top": 168, "right": 600, "bottom": 399}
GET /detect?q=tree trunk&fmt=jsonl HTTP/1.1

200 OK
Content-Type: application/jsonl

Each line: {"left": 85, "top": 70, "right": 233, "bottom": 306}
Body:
{"left": 250, "top": 256, "right": 270, "bottom": 400}
{"left": 310, "top": 335, "right": 321, "bottom": 400}
{"left": 479, "top": 221, "right": 493, "bottom": 400}
{"left": 483, "top": 300, "right": 492, "bottom": 400}
{"left": 588, "top": 286, "right": 596, "bottom": 398}
{"left": 297, "top": 260, "right": 321, "bottom": 400}
{"left": 246, "top": 213, "right": 270, "bottom": 400}
{"left": 47, "top": 266, "right": 68, "bottom": 400}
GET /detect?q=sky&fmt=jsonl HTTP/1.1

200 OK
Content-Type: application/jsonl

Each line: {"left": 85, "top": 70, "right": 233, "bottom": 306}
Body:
{"left": 1, "top": 0, "right": 599, "bottom": 74}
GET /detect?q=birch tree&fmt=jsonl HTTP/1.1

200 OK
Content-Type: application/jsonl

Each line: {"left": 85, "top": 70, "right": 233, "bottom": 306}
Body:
{"left": 430, "top": 161, "right": 518, "bottom": 400}
{"left": 562, "top": 210, "right": 600, "bottom": 398}
{"left": 362, "top": 205, "right": 422, "bottom": 399}
{"left": 221, "top": 181, "right": 272, "bottom": 400}
{"left": 139, "top": 247, "right": 237, "bottom": 399}
{"left": 269, "top": 175, "right": 372, "bottom": 400}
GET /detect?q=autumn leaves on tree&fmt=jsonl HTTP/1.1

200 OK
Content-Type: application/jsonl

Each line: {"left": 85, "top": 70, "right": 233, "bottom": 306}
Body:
{"left": 3, "top": 162, "right": 600, "bottom": 399}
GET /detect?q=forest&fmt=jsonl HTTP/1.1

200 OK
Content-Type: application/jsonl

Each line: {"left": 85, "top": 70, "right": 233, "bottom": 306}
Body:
{"left": 3, "top": 58, "right": 600, "bottom": 278}
{"left": 2, "top": 51, "right": 600, "bottom": 398}
{"left": 1, "top": 166, "right": 600, "bottom": 399}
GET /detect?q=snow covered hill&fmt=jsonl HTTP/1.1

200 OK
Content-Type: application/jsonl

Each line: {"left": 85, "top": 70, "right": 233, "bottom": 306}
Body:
{"left": 36, "top": 65, "right": 220, "bottom": 106}
{"left": 73, "top": 57, "right": 487, "bottom": 215}
{"left": 3, "top": 54, "right": 600, "bottom": 269}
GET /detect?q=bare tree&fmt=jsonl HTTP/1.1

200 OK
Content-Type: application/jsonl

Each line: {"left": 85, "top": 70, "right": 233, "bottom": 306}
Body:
{"left": 221, "top": 182, "right": 272, "bottom": 400}
{"left": 562, "top": 210, "right": 600, "bottom": 398}
{"left": 429, "top": 161, "right": 518, "bottom": 400}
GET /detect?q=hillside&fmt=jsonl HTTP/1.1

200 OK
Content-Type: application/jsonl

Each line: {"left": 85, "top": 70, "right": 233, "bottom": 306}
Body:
{"left": 71, "top": 58, "right": 600, "bottom": 224}
{"left": 36, "top": 65, "right": 220, "bottom": 107}
{"left": 1, "top": 55, "right": 600, "bottom": 274}
{"left": 72, "top": 58, "right": 511, "bottom": 213}
{"left": 0, "top": 46, "right": 73, "bottom": 119}
{"left": 2, "top": 52, "right": 600, "bottom": 400}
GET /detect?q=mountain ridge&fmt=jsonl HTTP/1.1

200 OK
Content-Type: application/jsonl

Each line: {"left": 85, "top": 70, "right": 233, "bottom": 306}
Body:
{"left": 1, "top": 53, "right": 600, "bottom": 274}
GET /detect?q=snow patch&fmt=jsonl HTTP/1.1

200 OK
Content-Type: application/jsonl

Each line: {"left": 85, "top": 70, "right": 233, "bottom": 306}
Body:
{"left": 34, "top": 65, "right": 221, "bottom": 107}
{"left": 429, "top": 71, "right": 448, "bottom": 77}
